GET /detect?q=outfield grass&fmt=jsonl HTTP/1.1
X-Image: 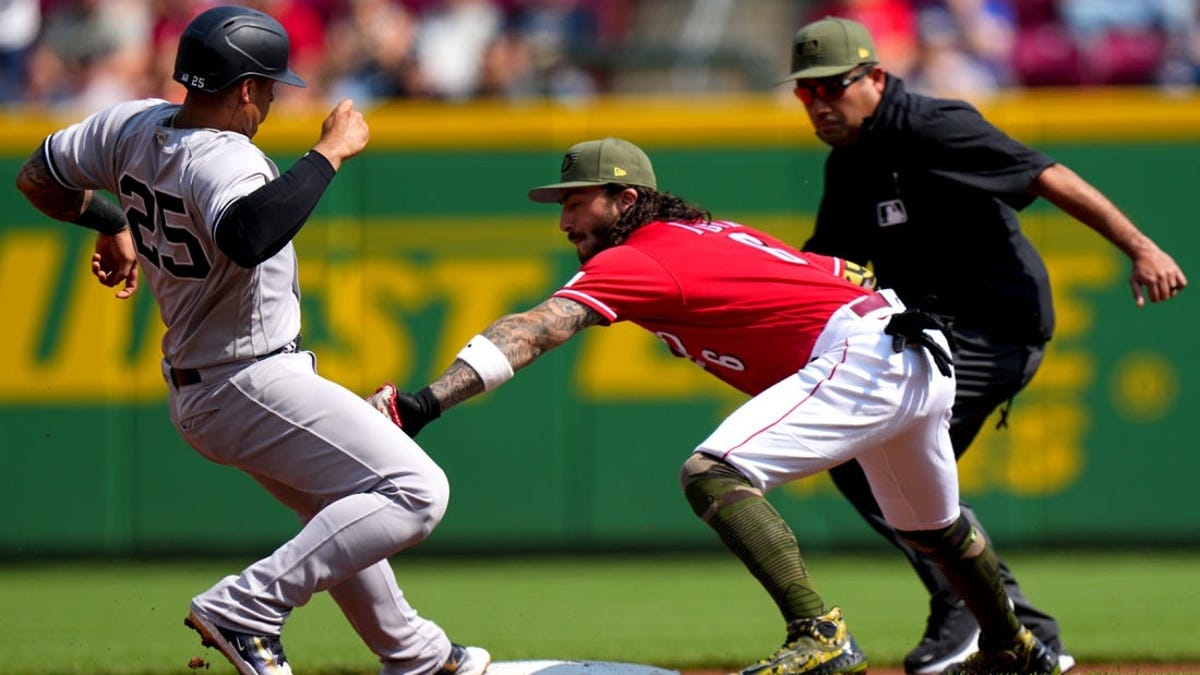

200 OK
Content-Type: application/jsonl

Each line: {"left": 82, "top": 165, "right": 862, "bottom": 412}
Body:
{"left": 0, "top": 550, "right": 1196, "bottom": 674}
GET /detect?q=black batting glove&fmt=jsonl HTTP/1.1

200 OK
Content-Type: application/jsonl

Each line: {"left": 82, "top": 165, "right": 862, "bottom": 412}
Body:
{"left": 393, "top": 386, "right": 442, "bottom": 437}
{"left": 369, "top": 384, "right": 442, "bottom": 438}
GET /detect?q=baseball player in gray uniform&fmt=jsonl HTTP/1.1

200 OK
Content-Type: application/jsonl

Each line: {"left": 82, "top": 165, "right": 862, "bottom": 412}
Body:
{"left": 14, "top": 6, "right": 489, "bottom": 675}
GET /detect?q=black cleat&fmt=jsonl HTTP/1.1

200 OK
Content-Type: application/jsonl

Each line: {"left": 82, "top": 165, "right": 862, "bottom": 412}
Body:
{"left": 185, "top": 609, "right": 293, "bottom": 675}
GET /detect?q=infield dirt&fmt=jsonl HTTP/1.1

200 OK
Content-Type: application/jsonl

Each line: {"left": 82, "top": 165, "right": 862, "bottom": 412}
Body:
{"left": 682, "top": 664, "right": 1200, "bottom": 675}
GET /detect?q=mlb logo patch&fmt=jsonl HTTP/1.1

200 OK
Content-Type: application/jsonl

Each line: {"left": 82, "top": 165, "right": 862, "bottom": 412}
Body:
{"left": 877, "top": 199, "right": 907, "bottom": 227}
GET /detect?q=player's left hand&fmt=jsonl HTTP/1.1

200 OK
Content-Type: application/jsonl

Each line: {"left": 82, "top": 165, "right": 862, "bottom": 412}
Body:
{"left": 311, "top": 99, "right": 370, "bottom": 171}
{"left": 92, "top": 229, "right": 138, "bottom": 299}
{"left": 1130, "top": 246, "right": 1186, "bottom": 306}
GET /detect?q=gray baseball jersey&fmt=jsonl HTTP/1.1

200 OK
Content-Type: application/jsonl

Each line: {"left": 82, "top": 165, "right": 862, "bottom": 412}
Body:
{"left": 44, "top": 98, "right": 300, "bottom": 370}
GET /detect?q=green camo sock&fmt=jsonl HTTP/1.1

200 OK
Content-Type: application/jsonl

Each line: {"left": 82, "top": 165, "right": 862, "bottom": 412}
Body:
{"left": 684, "top": 461, "right": 823, "bottom": 621}
{"left": 901, "top": 516, "right": 1022, "bottom": 648}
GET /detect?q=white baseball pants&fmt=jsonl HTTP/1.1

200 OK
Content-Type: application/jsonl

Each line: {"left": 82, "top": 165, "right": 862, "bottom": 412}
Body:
{"left": 696, "top": 292, "right": 960, "bottom": 532}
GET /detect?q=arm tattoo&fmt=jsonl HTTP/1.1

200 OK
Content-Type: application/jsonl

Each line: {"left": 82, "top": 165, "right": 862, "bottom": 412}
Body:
{"left": 429, "top": 297, "right": 604, "bottom": 411}
{"left": 482, "top": 296, "right": 604, "bottom": 364}
{"left": 16, "top": 148, "right": 86, "bottom": 222}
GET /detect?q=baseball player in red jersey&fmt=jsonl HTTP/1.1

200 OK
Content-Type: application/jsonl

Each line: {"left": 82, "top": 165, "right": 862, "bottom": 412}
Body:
{"left": 15, "top": 6, "right": 488, "bottom": 675}
{"left": 370, "top": 138, "right": 1060, "bottom": 675}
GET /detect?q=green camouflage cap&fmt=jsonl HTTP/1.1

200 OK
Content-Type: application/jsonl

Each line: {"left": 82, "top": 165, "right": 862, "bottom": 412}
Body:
{"left": 528, "top": 137, "right": 657, "bottom": 203}
{"left": 779, "top": 16, "right": 877, "bottom": 83}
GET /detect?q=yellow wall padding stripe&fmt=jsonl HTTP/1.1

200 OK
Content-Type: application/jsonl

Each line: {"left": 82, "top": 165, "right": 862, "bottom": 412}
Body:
{"left": 4, "top": 87, "right": 1200, "bottom": 153}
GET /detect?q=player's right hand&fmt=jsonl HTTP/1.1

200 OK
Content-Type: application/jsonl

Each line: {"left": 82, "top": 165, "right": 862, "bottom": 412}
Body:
{"left": 312, "top": 99, "right": 369, "bottom": 171}
{"left": 92, "top": 229, "right": 139, "bottom": 299}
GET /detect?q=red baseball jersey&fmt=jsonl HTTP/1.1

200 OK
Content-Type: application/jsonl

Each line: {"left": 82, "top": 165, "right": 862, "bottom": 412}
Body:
{"left": 553, "top": 219, "right": 872, "bottom": 395}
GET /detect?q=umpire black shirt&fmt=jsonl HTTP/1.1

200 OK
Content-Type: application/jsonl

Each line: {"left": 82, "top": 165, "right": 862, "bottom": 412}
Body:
{"left": 803, "top": 75, "right": 1056, "bottom": 344}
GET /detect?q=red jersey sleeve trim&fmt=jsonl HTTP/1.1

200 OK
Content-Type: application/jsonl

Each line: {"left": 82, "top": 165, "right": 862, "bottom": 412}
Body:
{"left": 553, "top": 288, "right": 618, "bottom": 322}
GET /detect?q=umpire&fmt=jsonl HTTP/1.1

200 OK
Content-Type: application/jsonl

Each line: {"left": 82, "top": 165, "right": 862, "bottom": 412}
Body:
{"left": 783, "top": 16, "right": 1188, "bottom": 675}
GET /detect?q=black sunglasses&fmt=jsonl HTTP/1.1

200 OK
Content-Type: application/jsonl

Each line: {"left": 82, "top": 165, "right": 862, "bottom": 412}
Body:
{"left": 793, "top": 65, "right": 876, "bottom": 105}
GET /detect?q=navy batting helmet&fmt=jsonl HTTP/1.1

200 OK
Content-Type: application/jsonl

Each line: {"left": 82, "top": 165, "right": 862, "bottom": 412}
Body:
{"left": 173, "top": 5, "right": 306, "bottom": 93}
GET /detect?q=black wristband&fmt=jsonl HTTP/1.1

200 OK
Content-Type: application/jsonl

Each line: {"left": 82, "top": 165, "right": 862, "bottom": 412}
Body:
{"left": 414, "top": 386, "right": 442, "bottom": 420}
{"left": 74, "top": 194, "right": 128, "bottom": 235}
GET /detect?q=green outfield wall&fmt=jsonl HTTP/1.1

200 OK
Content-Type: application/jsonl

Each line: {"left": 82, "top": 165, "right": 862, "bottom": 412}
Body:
{"left": 1, "top": 89, "right": 1197, "bottom": 557}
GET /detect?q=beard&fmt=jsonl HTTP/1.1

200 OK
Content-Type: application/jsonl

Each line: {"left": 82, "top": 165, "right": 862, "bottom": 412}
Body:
{"left": 576, "top": 211, "right": 620, "bottom": 263}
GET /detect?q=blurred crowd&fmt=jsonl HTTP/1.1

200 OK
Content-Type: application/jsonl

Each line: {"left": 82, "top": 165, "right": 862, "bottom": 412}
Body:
{"left": 806, "top": 0, "right": 1200, "bottom": 99}
{"left": 0, "top": 0, "right": 622, "bottom": 111}
{"left": 4, "top": 0, "right": 1200, "bottom": 114}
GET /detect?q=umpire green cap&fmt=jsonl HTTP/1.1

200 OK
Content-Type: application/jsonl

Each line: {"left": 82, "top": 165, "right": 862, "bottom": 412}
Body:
{"left": 529, "top": 137, "right": 657, "bottom": 203}
{"left": 779, "top": 16, "right": 877, "bottom": 82}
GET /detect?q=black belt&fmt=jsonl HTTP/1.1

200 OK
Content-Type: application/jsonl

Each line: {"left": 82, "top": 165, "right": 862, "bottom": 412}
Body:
{"left": 169, "top": 336, "right": 302, "bottom": 388}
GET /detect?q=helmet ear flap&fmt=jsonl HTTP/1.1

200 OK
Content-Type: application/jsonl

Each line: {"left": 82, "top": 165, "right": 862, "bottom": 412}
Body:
{"left": 173, "top": 6, "right": 306, "bottom": 94}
